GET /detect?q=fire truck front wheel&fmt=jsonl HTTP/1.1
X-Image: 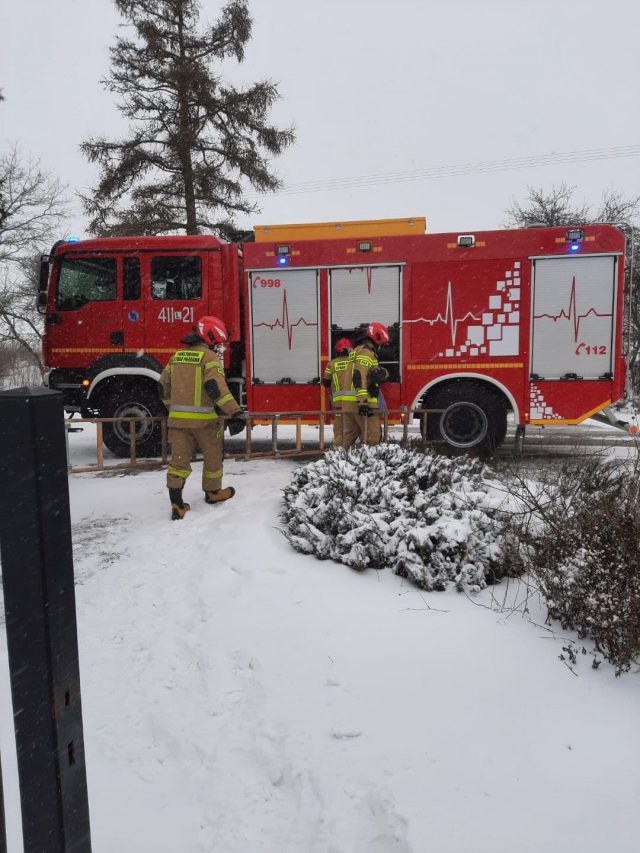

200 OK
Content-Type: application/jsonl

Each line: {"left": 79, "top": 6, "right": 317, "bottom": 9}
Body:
{"left": 423, "top": 382, "right": 507, "bottom": 454}
{"left": 98, "top": 382, "right": 164, "bottom": 458}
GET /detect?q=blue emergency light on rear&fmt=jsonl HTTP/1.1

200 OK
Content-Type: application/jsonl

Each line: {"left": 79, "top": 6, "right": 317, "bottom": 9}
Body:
{"left": 278, "top": 256, "right": 288, "bottom": 265}
{"left": 569, "top": 243, "right": 581, "bottom": 252}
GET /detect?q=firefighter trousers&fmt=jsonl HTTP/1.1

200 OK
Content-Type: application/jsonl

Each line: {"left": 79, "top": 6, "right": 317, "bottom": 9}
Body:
{"left": 166, "top": 425, "right": 224, "bottom": 493}
{"left": 335, "top": 412, "right": 381, "bottom": 449}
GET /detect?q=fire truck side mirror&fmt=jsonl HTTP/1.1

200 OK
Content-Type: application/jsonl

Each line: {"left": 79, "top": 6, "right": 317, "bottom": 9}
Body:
{"left": 37, "top": 255, "right": 51, "bottom": 313}
{"left": 39, "top": 256, "right": 50, "bottom": 288}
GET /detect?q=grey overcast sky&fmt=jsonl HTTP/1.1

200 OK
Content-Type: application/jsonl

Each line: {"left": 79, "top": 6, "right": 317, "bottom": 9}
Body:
{"left": 1, "top": 0, "right": 639, "bottom": 238}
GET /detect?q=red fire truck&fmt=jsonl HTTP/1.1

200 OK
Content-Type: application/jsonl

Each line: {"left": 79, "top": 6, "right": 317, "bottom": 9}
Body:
{"left": 38, "top": 217, "right": 629, "bottom": 456}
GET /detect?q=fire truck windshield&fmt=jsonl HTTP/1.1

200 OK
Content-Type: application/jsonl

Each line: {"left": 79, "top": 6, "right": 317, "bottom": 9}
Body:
{"left": 56, "top": 258, "right": 117, "bottom": 310}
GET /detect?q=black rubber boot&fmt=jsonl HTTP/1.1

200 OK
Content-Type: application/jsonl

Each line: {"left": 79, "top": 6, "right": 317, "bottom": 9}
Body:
{"left": 169, "top": 488, "right": 190, "bottom": 520}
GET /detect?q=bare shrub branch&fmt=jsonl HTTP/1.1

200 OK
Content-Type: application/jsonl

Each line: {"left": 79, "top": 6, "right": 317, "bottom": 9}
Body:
{"left": 498, "top": 453, "right": 640, "bottom": 674}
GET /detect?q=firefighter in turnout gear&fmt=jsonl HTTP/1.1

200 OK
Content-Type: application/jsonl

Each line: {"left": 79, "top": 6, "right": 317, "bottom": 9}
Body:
{"left": 322, "top": 337, "right": 354, "bottom": 447}
{"left": 159, "top": 315, "right": 245, "bottom": 520}
{"left": 339, "top": 322, "right": 390, "bottom": 449}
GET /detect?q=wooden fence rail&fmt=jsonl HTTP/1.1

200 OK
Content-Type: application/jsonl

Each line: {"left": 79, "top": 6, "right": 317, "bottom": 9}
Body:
{"left": 65, "top": 408, "right": 438, "bottom": 474}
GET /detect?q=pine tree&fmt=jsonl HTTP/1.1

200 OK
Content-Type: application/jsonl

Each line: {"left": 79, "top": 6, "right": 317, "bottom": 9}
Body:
{"left": 81, "top": 0, "right": 295, "bottom": 237}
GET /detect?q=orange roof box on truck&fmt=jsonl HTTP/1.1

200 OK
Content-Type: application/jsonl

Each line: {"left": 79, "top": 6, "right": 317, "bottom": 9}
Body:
{"left": 253, "top": 216, "right": 426, "bottom": 242}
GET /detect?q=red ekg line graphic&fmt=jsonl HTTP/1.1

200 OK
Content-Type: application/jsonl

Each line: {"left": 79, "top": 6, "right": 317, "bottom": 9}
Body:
{"left": 404, "top": 282, "right": 480, "bottom": 346}
{"left": 534, "top": 276, "right": 612, "bottom": 342}
{"left": 253, "top": 289, "right": 318, "bottom": 350}
{"left": 345, "top": 268, "right": 375, "bottom": 293}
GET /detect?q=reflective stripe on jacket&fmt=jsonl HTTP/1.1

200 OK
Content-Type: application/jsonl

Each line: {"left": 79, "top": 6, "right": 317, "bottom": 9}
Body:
{"left": 323, "top": 353, "right": 357, "bottom": 408}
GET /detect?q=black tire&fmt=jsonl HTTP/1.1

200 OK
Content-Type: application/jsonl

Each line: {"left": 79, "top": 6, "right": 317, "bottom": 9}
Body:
{"left": 423, "top": 381, "right": 507, "bottom": 455}
{"left": 98, "top": 381, "right": 164, "bottom": 458}
{"left": 493, "top": 405, "right": 509, "bottom": 447}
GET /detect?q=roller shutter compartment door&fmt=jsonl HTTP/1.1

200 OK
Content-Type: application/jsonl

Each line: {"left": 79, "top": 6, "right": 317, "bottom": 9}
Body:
{"left": 250, "top": 269, "right": 319, "bottom": 384}
{"left": 330, "top": 266, "right": 400, "bottom": 328}
{"left": 531, "top": 256, "right": 616, "bottom": 380}
{"left": 330, "top": 265, "right": 401, "bottom": 381}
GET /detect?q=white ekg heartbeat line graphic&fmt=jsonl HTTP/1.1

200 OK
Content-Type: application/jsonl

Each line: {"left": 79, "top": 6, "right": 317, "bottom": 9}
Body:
{"left": 403, "top": 281, "right": 481, "bottom": 346}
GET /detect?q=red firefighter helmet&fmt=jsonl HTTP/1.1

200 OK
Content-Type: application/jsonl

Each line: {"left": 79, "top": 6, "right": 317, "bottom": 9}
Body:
{"left": 196, "top": 315, "right": 229, "bottom": 346}
{"left": 365, "top": 322, "right": 390, "bottom": 346}
{"left": 334, "top": 337, "right": 353, "bottom": 354}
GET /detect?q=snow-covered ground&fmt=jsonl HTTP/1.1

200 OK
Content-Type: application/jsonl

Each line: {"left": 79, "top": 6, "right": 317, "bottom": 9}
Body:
{"left": 2, "top": 428, "right": 640, "bottom": 852}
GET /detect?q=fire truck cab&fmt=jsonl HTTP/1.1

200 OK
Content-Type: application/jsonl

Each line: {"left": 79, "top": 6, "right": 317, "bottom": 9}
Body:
{"left": 39, "top": 217, "right": 628, "bottom": 457}
{"left": 39, "top": 234, "right": 243, "bottom": 455}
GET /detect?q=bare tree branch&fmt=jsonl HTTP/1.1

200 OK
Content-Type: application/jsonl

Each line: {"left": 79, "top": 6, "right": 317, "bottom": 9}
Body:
{"left": 0, "top": 146, "right": 69, "bottom": 376}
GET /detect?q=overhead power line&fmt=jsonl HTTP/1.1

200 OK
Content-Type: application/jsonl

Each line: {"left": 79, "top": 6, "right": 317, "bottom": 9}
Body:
{"left": 253, "top": 144, "right": 640, "bottom": 198}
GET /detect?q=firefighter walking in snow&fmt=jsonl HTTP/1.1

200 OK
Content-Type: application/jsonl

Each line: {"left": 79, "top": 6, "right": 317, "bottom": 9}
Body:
{"left": 159, "top": 315, "right": 245, "bottom": 520}
{"left": 335, "top": 322, "right": 390, "bottom": 449}
{"left": 322, "top": 337, "right": 354, "bottom": 446}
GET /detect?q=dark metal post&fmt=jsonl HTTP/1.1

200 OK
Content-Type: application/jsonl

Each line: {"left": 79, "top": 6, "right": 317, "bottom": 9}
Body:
{"left": 0, "top": 751, "right": 6, "bottom": 853}
{"left": 271, "top": 414, "right": 280, "bottom": 458}
{"left": 420, "top": 409, "right": 429, "bottom": 447}
{"left": 401, "top": 407, "right": 409, "bottom": 443}
{"left": 128, "top": 418, "right": 137, "bottom": 466}
{"left": 160, "top": 418, "right": 168, "bottom": 463}
{"left": 295, "top": 416, "right": 302, "bottom": 451}
{"left": 0, "top": 388, "right": 92, "bottom": 853}
{"left": 245, "top": 416, "right": 253, "bottom": 460}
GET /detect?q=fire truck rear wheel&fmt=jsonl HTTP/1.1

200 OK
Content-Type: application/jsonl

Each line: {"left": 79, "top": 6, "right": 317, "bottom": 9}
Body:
{"left": 100, "top": 383, "right": 164, "bottom": 458}
{"left": 423, "top": 382, "right": 507, "bottom": 454}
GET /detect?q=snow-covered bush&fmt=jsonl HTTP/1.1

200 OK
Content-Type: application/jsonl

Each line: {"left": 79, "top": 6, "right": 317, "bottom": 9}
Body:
{"left": 281, "top": 443, "right": 522, "bottom": 591}
{"left": 509, "top": 458, "right": 640, "bottom": 674}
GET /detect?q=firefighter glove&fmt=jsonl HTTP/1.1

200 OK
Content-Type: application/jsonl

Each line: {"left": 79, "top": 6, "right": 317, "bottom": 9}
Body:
{"left": 369, "top": 367, "right": 388, "bottom": 384}
{"left": 358, "top": 403, "right": 371, "bottom": 417}
{"left": 227, "top": 413, "right": 247, "bottom": 436}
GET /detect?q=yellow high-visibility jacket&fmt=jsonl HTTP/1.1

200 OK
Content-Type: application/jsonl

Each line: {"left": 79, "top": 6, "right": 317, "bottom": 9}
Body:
{"left": 322, "top": 353, "right": 357, "bottom": 409}
{"left": 159, "top": 343, "right": 240, "bottom": 430}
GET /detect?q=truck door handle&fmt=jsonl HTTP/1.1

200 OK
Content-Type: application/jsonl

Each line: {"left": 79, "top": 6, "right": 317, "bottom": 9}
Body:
{"left": 46, "top": 314, "right": 62, "bottom": 325}
{"left": 110, "top": 331, "right": 124, "bottom": 345}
